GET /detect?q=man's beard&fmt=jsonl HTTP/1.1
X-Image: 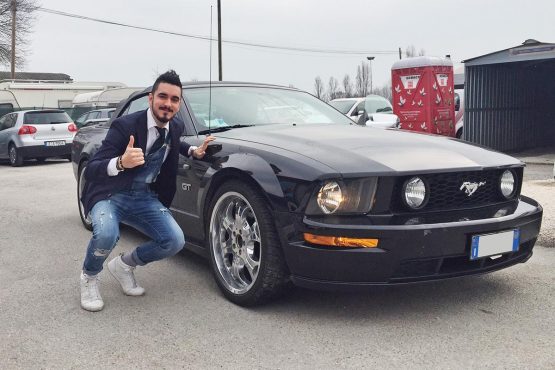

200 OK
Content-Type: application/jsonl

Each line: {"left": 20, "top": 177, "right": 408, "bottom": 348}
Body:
{"left": 153, "top": 107, "right": 173, "bottom": 124}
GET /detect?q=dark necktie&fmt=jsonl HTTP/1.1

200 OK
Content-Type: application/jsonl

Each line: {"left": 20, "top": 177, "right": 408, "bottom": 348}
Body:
{"left": 150, "top": 126, "right": 166, "bottom": 153}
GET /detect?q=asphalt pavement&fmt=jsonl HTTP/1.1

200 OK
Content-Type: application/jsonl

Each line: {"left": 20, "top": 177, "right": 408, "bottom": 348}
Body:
{"left": 0, "top": 160, "right": 554, "bottom": 369}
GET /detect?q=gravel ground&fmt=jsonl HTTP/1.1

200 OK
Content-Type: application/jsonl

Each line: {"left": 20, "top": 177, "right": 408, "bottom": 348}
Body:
{"left": 522, "top": 179, "right": 555, "bottom": 248}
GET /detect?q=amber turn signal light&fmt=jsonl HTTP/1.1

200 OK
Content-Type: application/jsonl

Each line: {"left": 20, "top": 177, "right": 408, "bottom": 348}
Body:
{"left": 303, "top": 233, "right": 378, "bottom": 248}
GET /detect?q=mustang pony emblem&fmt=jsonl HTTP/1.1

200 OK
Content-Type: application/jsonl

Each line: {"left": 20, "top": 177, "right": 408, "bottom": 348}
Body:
{"left": 460, "top": 181, "right": 486, "bottom": 196}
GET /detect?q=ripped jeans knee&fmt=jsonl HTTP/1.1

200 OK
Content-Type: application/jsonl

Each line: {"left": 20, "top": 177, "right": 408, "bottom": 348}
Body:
{"left": 82, "top": 200, "right": 120, "bottom": 275}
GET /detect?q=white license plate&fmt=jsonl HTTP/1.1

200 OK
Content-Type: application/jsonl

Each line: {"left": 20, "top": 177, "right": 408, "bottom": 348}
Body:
{"left": 45, "top": 140, "right": 65, "bottom": 147}
{"left": 470, "top": 229, "right": 520, "bottom": 260}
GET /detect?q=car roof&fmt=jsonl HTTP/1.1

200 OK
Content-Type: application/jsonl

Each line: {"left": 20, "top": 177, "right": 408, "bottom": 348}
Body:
{"left": 330, "top": 97, "right": 365, "bottom": 102}
{"left": 135, "top": 81, "right": 302, "bottom": 96}
{"left": 14, "top": 109, "right": 67, "bottom": 115}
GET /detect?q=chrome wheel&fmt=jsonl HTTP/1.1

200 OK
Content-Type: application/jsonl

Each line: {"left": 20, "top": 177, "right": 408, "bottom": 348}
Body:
{"left": 210, "top": 191, "right": 261, "bottom": 294}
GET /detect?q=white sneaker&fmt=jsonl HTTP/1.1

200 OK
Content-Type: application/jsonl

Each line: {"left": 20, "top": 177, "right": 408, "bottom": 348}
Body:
{"left": 107, "top": 255, "right": 145, "bottom": 296}
{"left": 80, "top": 272, "right": 104, "bottom": 312}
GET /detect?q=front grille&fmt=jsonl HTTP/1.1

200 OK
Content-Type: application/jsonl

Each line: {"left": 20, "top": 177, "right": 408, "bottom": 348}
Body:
{"left": 392, "top": 169, "right": 522, "bottom": 212}
{"left": 391, "top": 238, "right": 535, "bottom": 281}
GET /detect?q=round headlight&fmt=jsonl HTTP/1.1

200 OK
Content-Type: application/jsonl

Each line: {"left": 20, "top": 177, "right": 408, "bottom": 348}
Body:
{"left": 317, "top": 181, "right": 343, "bottom": 214}
{"left": 403, "top": 177, "right": 427, "bottom": 209}
{"left": 500, "top": 170, "right": 516, "bottom": 198}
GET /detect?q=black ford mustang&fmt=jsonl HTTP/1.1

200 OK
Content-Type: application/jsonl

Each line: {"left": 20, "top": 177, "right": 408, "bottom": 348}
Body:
{"left": 72, "top": 82, "right": 543, "bottom": 306}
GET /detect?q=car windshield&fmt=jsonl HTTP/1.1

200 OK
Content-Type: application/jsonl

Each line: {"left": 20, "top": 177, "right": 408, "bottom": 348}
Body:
{"left": 183, "top": 86, "right": 353, "bottom": 131}
{"left": 24, "top": 111, "right": 72, "bottom": 124}
{"left": 328, "top": 100, "right": 356, "bottom": 114}
{"left": 364, "top": 96, "right": 393, "bottom": 114}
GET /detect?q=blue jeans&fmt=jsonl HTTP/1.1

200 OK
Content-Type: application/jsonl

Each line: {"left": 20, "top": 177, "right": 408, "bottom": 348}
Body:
{"left": 82, "top": 190, "right": 185, "bottom": 276}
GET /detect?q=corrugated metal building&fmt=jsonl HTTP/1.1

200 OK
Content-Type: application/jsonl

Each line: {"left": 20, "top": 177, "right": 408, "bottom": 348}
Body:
{"left": 463, "top": 39, "right": 555, "bottom": 152}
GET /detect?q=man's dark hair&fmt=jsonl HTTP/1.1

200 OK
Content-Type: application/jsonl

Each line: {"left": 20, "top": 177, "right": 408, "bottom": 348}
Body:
{"left": 152, "top": 70, "right": 182, "bottom": 94}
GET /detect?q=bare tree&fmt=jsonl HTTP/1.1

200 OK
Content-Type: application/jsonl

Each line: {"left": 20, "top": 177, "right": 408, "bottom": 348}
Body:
{"left": 326, "top": 76, "right": 340, "bottom": 101}
{"left": 314, "top": 76, "right": 324, "bottom": 99}
{"left": 0, "top": 0, "right": 39, "bottom": 70}
{"left": 355, "top": 62, "right": 370, "bottom": 97}
{"left": 373, "top": 81, "right": 393, "bottom": 102}
{"left": 405, "top": 45, "right": 425, "bottom": 58}
{"left": 342, "top": 74, "right": 353, "bottom": 98}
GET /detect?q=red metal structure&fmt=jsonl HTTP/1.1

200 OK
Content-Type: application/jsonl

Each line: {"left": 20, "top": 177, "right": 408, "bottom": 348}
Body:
{"left": 392, "top": 56, "right": 455, "bottom": 137}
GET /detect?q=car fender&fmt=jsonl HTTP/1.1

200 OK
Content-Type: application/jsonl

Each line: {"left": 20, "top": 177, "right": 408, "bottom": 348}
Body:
{"left": 200, "top": 152, "right": 288, "bottom": 217}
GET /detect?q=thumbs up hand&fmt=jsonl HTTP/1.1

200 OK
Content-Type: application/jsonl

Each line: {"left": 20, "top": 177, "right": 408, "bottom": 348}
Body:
{"left": 121, "top": 135, "right": 144, "bottom": 168}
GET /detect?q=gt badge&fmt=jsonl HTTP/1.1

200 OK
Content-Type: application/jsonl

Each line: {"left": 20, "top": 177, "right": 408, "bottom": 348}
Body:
{"left": 460, "top": 181, "right": 486, "bottom": 197}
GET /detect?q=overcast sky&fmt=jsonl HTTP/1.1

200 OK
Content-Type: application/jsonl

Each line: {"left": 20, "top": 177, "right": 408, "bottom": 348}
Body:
{"left": 23, "top": 0, "right": 555, "bottom": 94}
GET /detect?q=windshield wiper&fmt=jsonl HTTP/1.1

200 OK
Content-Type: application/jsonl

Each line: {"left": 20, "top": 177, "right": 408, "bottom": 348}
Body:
{"left": 198, "top": 124, "right": 254, "bottom": 135}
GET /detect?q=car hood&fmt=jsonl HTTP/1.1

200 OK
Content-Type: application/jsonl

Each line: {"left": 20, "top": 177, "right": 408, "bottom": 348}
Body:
{"left": 366, "top": 113, "right": 398, "bottom": 129}
{"left": 217, "top": 123, "right": 522, "bottom": 175}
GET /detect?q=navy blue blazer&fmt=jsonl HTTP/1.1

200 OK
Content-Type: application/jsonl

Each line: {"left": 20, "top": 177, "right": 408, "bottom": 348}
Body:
{"left": 81, "top": 110, "right": 191, "bottom": 216}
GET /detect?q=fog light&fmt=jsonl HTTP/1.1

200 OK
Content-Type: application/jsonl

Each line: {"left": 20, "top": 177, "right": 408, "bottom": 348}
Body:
{"left": 500, "top": 170, "right": 515, "bottom": 198}
{"left": 403, "top": 177, "right": 427, "bottom": 209}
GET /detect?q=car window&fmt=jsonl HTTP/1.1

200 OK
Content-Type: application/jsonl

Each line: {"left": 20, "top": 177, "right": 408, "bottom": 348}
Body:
{"left": 76, "top": 113, "right": 88, "bottom": 125}
{"left": 1, "top": 113, "right": 17, "bottom": 129}
{"left": 329, "top": 100, "right": 356, "bottom": 114}
{"left": 353, "top": 102, "right": 365, "bottom": 116}
{"left": 6, "top": 114, "right": 17, "bottom": 128}
{"left": 122, "top": 95, "right": 149, "bottom": 116}
{"left": 364, "top": 96, "right": 392, "bottom": 114}
{"left": 107, "top": 110, "right": 114, "bottom": 118}
{"left": 455, "top": 93, "right": 461, "bottom": 112}
{"left": 183, "top": 86, "right": 353, "bottom": 131}
{"left": 88, "top": 111, "right": 100, "bottom": 120}
{"left": 23, "top": 111, "right": 72, "bottom": 125}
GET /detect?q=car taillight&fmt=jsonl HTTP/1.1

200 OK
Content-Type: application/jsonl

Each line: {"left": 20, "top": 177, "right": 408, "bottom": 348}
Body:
{"left": 18, "top": 125, "right": 37, "bottom": 135}
{"left": 68, "top": 123, "right": 78, "bottom": 132}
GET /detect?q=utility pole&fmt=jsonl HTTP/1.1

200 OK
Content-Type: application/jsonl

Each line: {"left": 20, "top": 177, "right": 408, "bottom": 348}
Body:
{"left": 366, "top": 56, "right": 375, "bottom": 94}
{"left": 11, "top": 0, "right": 16, "bottom": 79}
{"left": 398, "top": 47, "right": 402, "bottom": 60}
{"left": 217, "top": 0, "right": 222, "bottom": 81}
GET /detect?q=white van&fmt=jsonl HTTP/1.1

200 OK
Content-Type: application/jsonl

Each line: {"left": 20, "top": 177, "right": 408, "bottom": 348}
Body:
{"left": 455, "top": 88, "right": 464, "bottom": 138}
{"left": 329, "top": 95, "right": 399, "bottom": 128}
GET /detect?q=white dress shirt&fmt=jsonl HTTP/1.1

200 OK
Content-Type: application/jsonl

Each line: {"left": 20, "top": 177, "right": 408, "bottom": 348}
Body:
{"left": 107, "top": 108, "right": 196, "bottom": 176}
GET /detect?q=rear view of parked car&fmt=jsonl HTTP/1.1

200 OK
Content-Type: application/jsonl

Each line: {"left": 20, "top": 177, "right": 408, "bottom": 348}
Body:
{"left": 0, "top": 109, "right": 77, "bottom": 166}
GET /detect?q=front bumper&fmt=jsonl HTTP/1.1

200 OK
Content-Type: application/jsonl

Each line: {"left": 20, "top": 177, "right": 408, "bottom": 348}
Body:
{"left": 280, "top": 196, "right": 542, "bottom": 291}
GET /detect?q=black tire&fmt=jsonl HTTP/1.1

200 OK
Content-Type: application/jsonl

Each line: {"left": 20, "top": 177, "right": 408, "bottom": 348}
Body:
{"left": 456, "top": 129, "right": 463, "bottom": 139}
{"left": 207, "top": 180, "right": 290, "bottom": 306}
{"left": 77, "top": 161, "right": 93, "bottom": 231}
{"left": 9, "top": 144, "right": 23, "bottom": 167}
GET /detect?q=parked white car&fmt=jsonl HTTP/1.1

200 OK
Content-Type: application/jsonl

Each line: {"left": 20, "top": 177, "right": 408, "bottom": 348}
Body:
{"left": 329, "top": 95, "right": 399, "bottom": 128}
{"left": 0, "top": 109, "right": 76, "bottom": 166}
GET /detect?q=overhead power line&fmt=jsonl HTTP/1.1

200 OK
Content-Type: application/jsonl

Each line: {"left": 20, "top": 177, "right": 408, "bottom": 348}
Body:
{"left": 37, "top": 7, "right": 398, "bottom": 56}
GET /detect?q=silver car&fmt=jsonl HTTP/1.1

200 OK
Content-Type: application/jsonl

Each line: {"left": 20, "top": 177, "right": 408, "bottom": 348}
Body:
{"left": 0, "top": 110, "right": 76, "bottom": 166}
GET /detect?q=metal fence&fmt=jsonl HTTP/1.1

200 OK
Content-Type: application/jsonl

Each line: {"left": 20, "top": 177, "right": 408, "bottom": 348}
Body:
{"left": 464, "top": 61, "right": 555, "bottom": 152}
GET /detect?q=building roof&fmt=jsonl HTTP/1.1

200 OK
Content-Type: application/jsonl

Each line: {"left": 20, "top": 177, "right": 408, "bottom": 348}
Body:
{"left": 0, "top": 72, "right": 72, "bottom": 81}
{"left": 463, "top": 39, "right": 555, "bottom": 67}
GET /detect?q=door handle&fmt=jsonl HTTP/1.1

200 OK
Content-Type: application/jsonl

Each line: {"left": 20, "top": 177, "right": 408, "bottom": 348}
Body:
{"left": 182, "top": 163, "right": 191, "bottom": 170}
